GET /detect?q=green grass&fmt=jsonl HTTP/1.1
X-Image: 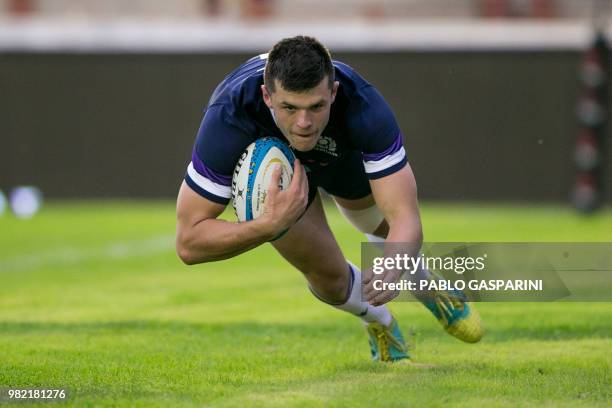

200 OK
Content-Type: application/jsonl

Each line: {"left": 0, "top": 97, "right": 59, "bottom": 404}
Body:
{"left": 0, "top": 201, "right": 611, "bottom": 407}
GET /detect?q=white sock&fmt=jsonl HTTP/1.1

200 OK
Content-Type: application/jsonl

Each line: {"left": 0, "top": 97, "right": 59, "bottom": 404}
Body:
{"left": 365, "top": 233, "right": 385, "bottom": 254}
{"left": 365, "top": 233, "right": 432, "bottom": 300}
{"left": 365, "top": 233, "right": 384, "bottom": 243}
{"left": 334, "top": 262, "right": 393, "bottom": 326}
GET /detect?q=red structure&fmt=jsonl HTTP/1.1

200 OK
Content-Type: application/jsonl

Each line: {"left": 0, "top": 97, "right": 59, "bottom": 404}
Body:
{"left": 573, "top": 33, "right": 608, "bottom": 212}
{"left": 7, "top": 0, "right": 34, "bottom": 16}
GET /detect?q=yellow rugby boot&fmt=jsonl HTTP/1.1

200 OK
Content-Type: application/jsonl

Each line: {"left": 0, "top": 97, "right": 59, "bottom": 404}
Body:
{"left": 424, "top": 290, "right": 484, "bottom": 343}
{"left": 366, "top": 317, "right": 409, "bottom": 362}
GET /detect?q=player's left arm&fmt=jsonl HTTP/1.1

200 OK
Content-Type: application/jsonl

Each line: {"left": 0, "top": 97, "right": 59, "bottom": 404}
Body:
{"left": 371, "top": 161, "right": 422, "bottom": 244}
{"left": 363, "top": 161, "right": 423, "bottom": 306}
{"left": 345, "top": 82, "right": 423, "bottom": 305}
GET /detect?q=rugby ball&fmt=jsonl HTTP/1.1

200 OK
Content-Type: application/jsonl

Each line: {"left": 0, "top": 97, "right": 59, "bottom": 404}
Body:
{"left": 231, "top": 137, "right": 295, "bottom": 222}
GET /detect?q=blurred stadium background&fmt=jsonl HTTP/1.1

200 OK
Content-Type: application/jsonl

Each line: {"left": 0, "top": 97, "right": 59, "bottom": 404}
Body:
{"left": 0, "top": 0, "right": 611, "bottom": 208}
{"left": 1, "top": 1, "right": 611, "bottom": 406}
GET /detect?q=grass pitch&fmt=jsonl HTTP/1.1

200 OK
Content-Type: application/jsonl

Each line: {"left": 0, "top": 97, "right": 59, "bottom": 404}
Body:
{"left": 0, "top": 201, "right": 610, "bottom": 407}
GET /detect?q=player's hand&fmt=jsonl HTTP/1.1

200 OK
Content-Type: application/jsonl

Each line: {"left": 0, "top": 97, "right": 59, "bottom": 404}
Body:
{"left": 362, "top": 266, "right": 402, "bottom": 307}
{"left": 261, "top": 159, "right": 308, "bottom": 235}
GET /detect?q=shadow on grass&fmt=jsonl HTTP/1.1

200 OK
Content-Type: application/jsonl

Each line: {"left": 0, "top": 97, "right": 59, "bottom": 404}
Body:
{"left": 0, "top": 320, "right": 344, "bottom": 335}
{"left": 0, "top": 319, "right": 609, "bottom": 342}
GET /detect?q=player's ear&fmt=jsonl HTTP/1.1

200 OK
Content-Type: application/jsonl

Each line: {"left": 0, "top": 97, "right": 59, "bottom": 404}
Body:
{"left": 261, "top": 85, "right": 273, "bottom": 108}
{"left": 331, "top": 81, "right": 339, "bottom": 103}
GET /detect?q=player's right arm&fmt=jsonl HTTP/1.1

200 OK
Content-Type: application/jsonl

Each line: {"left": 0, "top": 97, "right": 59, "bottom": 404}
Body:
{"left": 176, "top": 159, "right": 307, "bottom": 264}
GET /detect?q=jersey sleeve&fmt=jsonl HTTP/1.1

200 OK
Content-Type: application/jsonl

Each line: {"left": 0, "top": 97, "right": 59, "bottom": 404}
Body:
{"left": 347, "top": 85, "right": 408, "bottom": 180}
{"left": 184, "top": 105, "right": 253, "bottom": 204}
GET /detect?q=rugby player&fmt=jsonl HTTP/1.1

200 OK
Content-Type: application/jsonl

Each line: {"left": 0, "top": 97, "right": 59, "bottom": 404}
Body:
{"left": 176, "top": 36, "right": 483, "bottom": 362}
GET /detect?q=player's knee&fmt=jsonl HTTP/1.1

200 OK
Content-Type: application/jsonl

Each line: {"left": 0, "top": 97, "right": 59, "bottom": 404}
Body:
{"left": 328, "top": 274, "right": 350, "bottom": 302}
{"left": 335, "top": 202, "right": 385, "bottom": 235}
{"left": 308, "top": 269, "right": 350, "bottom": 304}
{"left": 312, "top": 282, "right": 348, "bottom": 304}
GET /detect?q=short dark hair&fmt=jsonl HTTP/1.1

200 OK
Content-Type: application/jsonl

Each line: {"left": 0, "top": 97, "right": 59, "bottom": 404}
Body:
{"left": 264, "top": 36, "right": 334, "bottom": 93}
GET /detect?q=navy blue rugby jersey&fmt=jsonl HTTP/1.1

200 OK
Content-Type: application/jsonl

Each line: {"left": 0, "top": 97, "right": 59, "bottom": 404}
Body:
{"left": 185, "top": 53, "right": 407, "bottom": 204}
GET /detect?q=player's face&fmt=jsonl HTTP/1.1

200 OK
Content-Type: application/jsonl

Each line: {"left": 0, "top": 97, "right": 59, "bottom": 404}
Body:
{"left": 262, "top": 77, "right": 339, "bottom": 152}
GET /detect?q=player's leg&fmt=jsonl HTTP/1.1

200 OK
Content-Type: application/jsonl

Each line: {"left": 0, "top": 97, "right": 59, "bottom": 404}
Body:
{"left": 333, "top": 193, "right": 483, "bottom": 343}
{"left": 286, "top": 154, "right": 409, "bottom": 361}
{"left": 332, "top": 193, "right": 428, "bottom": 281}
{"left": 328, "top": 156, "right": 483, "bottom": 344}
{"left": 332, "top": 194, "right": 388, "bottom": 240}
{"left": 271, "top": 192, "right": 408, "bottom": 362}
{"left": 272, "top": 192, "right": 383, "bottom": 315}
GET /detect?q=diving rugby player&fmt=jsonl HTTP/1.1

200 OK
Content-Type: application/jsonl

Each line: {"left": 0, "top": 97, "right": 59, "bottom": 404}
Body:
{"left": 176, "top": 36, "right": 483, "bottom": 362}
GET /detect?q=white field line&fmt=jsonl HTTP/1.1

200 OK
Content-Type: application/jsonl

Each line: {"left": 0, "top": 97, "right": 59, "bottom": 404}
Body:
{"left": 0, "top": 234, "right": 175, "bottom": 273}
{"left": 0, "top": 18, "right": 597, "bottom": 52}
